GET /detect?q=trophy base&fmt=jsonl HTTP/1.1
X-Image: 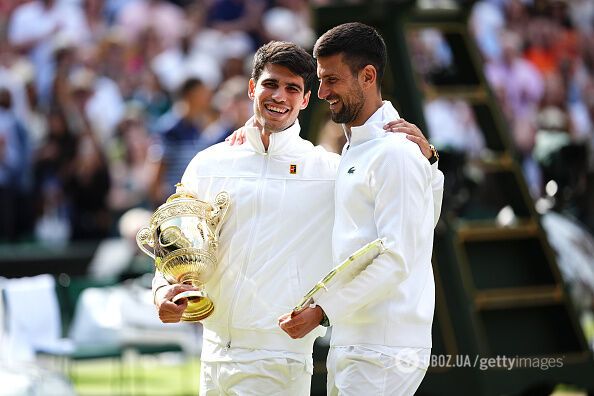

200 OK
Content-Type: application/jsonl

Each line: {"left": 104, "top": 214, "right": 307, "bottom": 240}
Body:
{"left": 172, "top": 290, "right": 214, "bottom": 322}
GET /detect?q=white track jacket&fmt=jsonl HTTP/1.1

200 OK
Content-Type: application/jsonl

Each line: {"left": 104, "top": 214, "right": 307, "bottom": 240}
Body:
{"left": 316, "top": 101, "right": 444, "bottom": 349}
{"left": 153, "top": 120, "right": 339, "bottom": 360}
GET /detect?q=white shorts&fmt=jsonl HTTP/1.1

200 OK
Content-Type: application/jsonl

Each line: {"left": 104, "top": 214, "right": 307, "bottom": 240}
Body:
{"left": 326, "top": 345, "right": 430, "bottom": 396}
{"left": 200, "top": 357, "right": 312, "bottom": 396}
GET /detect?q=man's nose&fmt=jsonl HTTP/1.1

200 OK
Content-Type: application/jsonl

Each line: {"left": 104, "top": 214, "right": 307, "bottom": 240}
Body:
{"left": 271, "top": 88, "right": 286, "bottom": 102}
{"left": 318, "top": 83, "right": 327, "bottom": 100}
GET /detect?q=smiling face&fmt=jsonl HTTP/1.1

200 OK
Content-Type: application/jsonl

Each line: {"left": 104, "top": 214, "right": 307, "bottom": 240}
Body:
{"left": 248, "top": 63, "right": 311, "bottom": 135}
{"left": 317, "top": 53, "right": 365, "bottom": 127}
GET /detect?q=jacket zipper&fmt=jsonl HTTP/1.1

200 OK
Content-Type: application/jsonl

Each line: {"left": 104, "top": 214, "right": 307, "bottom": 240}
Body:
{"left": 224, "top": 151, "right": 270, "bottom": 350}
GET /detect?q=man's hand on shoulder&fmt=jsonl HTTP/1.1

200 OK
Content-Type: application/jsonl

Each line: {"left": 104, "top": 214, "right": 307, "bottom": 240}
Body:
{"left": 225, "top": 116, "right": 258, "bottom": 146}
{"left": 155, "top": 284, "right": 198, "bottom": 323}
{"left": 278, "top": 306, "right": 325, "bottom": 339}
{"left": 225, "top": 127, "right": 247, "bottom": 146}
{"left": 383, "top": 118, "right": 433, "bottom": 160}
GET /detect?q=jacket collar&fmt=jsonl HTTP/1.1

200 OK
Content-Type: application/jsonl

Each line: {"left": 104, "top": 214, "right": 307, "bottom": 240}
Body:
{"left": 245, "top": 119, "right": 302, "bottom": 154}
{"left": 345, "top": 101, "right": 400, "bottom": 147}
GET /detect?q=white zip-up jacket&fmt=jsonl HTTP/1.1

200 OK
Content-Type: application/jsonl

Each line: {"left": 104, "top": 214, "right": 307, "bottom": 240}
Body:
{"left": 154, "top": 120, "right": 340, "bottom": 358}
{"left": 316, "top": 101, "right": 444, "bottom": 349}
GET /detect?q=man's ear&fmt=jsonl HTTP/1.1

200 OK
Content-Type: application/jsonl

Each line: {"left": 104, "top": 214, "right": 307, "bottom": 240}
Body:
{"left": 248, "top": 78, "right": 256, "bottom": 100}
{"left": 300, "top": 91, "right": 311, "bottom": 110}
{"left": 359, "top": 65, "right": 377, "bottom": 90}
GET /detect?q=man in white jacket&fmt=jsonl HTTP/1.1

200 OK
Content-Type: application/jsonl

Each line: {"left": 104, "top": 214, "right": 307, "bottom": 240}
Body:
{"left": 279, "top": 23, "right": 444, "bottom": 395}
{"left": 153, "top": 41, "right": 337, "bottom": 395}
{"left": 153, "top": 40, "right": 439, "bottom": 395}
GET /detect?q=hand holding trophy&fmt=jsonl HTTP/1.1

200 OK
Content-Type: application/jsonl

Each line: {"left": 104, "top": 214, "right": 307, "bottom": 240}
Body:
{"left": 136, "top": 183, "right": 230, "bottom": 321}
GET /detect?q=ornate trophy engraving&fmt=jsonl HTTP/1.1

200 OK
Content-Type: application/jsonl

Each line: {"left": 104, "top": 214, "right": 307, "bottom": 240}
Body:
{"left": 136, "top": 184, "right": 230, "bottom": 321}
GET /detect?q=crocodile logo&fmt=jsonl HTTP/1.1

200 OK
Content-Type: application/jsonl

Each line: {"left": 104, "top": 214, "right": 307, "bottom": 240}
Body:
{"left": 347, "top": 166, "right": 355, "bottom": 174}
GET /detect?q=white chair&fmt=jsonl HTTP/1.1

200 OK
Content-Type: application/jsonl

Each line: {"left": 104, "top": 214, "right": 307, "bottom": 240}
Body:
{"left": 1, "top": 274, "right": 126, "bottom": 393}
{"left": 2, "top": 274, "right": 73, "bottom": 362}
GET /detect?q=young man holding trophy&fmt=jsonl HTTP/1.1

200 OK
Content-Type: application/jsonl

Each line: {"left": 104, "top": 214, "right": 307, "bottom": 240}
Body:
{"left": 148, "top": 39, "right": 441, "bottom": 395}
{"left": 278, "top": 23, "right": 443, "bottom": 395}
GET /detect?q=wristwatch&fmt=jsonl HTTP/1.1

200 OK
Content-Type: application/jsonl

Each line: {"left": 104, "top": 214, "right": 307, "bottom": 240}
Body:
{"left": 428, "top": 144, "right": 439, "bottom": 165}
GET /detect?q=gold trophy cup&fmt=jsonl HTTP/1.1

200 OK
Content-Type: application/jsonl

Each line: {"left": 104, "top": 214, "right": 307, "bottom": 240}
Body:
{"left": 136, "top": 184, "right": 230, "bottom": 321}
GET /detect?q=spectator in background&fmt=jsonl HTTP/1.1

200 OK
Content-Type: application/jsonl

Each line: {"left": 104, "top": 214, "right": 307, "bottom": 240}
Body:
{"left": 486, "top": 30, "right": 544, "bottom": 196}
{"left": 207, "top": 0, "right": 267, "bottom": 48}
{"left": 82, "top": 0, "right": 110, "bottom": 43}
{"left": 62, "top": 68, "right": 125, "bottom": 148}
{"left": 151, "top": 77, "right": 225, "bottom": 204}
{"left": 0, "top": 36, "right": 32, "bottom": 129}
{"left": 211, "top": 76, "right": 253, "bottom": 137}
{"left": 262, "top": 0, "right": 315, "bottom": 48}
{"left": 50, "top": 44, "right": 78, "bottom": 111}
{"left": 567, "top": 0, "right": 594, "bottom": 36}
{"left": 131, "top": 70, "right": 172, "bottom": 133}
{"left": 130, "top": 27, "right": 165, "bottom": 80}
{"left": 503, "top": 0, "right": 530, "bottom": 40}
{"left": 524, "top": 17, "right": 559, "bottom": 76}
{"left": 152, "top": 30, "right": 222, "bottom": 92}
{"left": 32, "top": 108, "right": 76, "bottom": 244}
{"left": 64, "top": 130, "right": 111, "bottom": 241}
{"left": 116, "top": 0, "right": 187, "bottom": 49}
{"left": 0, "top": 88, "right": 32, "bottom": 241}
{"left": 469, "top": 0, "right": 505, "bottom": 62}
{"left": 486, "top": 30, "right": 544, "bottom": 138}
{"left": 7, "top": 0, "right": 89, "bottom": 107}
{"left": 537, "top": 71, "right": 575, "bottom": 137}
{"left": 108, "top": 106, "right": 156, "bottom": 219}
{"left": 10, "top": 62, "right": 47, "bottom": 151}
{"left": 92, "top": 32, "right": 133, "bottom": 100}
{"left": 423, "top": 94, "right": 485, "bottom": 157}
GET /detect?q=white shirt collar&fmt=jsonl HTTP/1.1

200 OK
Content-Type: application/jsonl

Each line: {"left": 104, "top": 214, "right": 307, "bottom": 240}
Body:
{"left": 345, "top": 101, "right": 400, "bottom": 147}
{"left": 245, "top": 119, "right": 302, "bottom": 154}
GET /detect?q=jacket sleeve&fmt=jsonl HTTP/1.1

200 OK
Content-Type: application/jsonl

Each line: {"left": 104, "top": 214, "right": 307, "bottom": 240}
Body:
{"left": 316, "top": 142, "right": 433, "bottom": 322}
{"left": 431, "top": 162, "right": 444, "bottom": 227}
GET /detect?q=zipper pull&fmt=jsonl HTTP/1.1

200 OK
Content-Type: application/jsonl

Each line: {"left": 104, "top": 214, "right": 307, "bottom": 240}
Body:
{"left": 224, "top": 341, "right": 231, "bottom": 351}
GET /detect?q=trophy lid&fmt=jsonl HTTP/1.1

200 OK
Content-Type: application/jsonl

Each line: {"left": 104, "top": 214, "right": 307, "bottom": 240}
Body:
{"left": 147, "top": 183, "right": 214, "bottom": 230}
{"left": 167, "top": 183, "right": 199, "bottom": 202}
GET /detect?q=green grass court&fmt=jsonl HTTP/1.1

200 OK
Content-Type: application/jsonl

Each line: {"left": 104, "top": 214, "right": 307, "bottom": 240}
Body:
{"left": 71, "top": 355, "right": 200, "bottom": 396}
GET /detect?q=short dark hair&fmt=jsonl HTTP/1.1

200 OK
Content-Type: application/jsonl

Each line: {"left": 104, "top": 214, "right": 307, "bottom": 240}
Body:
{"left": 178, "top": 77, "right": 203, "bottom": 99}
{"left": 252, "top": 41, "right": 316, "bottom": 93}
{"left": 314, "top": 23, "right": 387, "bottom": 89}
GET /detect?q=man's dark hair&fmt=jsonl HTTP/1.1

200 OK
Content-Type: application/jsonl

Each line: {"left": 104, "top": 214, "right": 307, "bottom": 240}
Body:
{"left": 314, "top": 22, "right": 387, "bottom": 89}
{"left": 252, "top": 41, "right": 316, "bottom": 93}
{"left": 178, "top": 77, "right": 203, "bottom": 99}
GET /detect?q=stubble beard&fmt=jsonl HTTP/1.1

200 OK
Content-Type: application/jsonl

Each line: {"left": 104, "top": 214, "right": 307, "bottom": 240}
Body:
{"left": 329, "top": 87, "right": 365, "bottom": 125}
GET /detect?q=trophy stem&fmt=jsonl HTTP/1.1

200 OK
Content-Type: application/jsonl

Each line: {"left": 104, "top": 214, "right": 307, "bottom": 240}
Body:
{"left": 172, "top": 289, "right": 214, "bottom": 322}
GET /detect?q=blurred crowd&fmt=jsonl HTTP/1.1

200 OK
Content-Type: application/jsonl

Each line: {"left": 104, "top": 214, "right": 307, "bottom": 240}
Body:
{"left": 409, "top": 0, "right": 594, "bottom": 232}
{"left": 1, "top": 0, "right": 594, "bottom": 246}
{"left": 470, "top": 0, "right": 594, "bottom": 226}
{"left": 0, "top": 0, "right": 316, "bottom": 244}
